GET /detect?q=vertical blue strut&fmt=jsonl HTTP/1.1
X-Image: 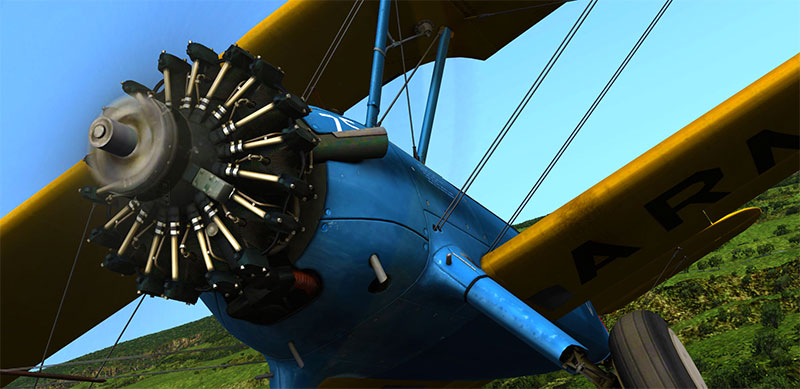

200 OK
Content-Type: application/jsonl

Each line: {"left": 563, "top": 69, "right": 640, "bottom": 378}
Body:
{"left": 417, "top": 27, "right": 451, "bottom": 164}
{"left": 365, "top": 0, "right": 392, "bottom": 128}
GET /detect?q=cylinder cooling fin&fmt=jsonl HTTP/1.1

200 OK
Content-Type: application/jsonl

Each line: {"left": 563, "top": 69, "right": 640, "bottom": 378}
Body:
{"left": 81, "top": 42, "right": 325, "bottom": 325}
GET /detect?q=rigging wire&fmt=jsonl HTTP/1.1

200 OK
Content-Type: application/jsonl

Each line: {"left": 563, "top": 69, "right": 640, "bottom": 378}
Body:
{"left": 301, "top": 0, "right": 359, "bottom": 99}
{"left": 487, "top": 0, "right": 674, "bottom": 251}
{"left": 302, "top": 0, "right": 366, "bottom": 101}
{"left": 8, "top": 345, "right": 248, "bottom": 372}
{"left": 88, "top": 294, "right": 146, "bottom": 388}
{"left": 377, "top": 29, "right": 441, "bottom": 126}
{"left": 464, "top": 0, "right": 575, "bottom": 21}
{"left": 435, "top": 0, "right": 598, "bottom": 231}
{"left": 101, "top": 360, "right": 265, "bottom": 380}
{"left": 33, "top": 203, "right": 97, "bottom": 389}
{"left": 11, "top": 361, "right": 265, "bottom": 388}
{"left": 394, "top": 0, "right": 418, "bottom": 159}
{"left": 642, "top": 248, "right": 687, "bottom": 308}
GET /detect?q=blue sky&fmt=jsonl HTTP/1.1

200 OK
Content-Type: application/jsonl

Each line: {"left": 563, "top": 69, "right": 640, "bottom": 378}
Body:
{"left": 1, "top": 0, "right": 798, "bottom": 367}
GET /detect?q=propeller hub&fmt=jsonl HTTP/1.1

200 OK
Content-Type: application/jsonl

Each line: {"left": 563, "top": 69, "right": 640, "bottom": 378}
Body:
{"left": 86, "top": 94, "right": 189, "bottom": 201}
{"left": 88, "top": 116, "right": 139, "bottom": 157}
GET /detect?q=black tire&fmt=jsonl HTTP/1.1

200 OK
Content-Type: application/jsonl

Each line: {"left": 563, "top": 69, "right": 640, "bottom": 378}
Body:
{"left": 609, "top": 310, "right": 706, "bottom": 388}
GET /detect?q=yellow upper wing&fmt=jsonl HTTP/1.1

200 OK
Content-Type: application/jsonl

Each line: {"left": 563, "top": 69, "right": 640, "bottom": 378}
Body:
{"left": 482, "top": 53, "right": 800, "bottom": 319}
{"left": 237, "top": 0, "right": 562, "bottom": 112}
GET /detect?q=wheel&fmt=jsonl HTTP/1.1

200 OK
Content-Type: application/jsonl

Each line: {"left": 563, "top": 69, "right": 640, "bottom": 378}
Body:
{"left": 608, "top": 310, "right": 706, "bottom": 388}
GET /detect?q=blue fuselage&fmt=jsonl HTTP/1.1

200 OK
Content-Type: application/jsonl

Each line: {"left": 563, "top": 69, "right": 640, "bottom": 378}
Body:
{"left": 202, "top": 109, "right": 609, "bottom": 386}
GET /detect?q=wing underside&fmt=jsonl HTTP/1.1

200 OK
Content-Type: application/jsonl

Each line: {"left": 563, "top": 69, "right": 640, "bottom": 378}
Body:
{"left": 237, "top": 0, "right": 563, "bottom": 112}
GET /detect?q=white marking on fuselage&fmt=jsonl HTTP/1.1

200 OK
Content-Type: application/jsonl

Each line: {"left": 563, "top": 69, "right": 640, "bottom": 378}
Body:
{"left": 317, "top": 113, "right": 342, "bottom": 132}
{"left": 318, "top": 112, "right": 362, "bottom": 132}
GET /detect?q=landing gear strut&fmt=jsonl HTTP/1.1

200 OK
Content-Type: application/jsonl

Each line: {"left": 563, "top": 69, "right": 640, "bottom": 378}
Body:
{"left": 561, "top": 347, "right": 618, "bottom": 388}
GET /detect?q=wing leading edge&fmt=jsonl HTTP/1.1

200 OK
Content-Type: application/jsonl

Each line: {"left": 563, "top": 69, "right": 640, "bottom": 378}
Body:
{"left": 481, "top": 53, "right": 800, "bottom": 319}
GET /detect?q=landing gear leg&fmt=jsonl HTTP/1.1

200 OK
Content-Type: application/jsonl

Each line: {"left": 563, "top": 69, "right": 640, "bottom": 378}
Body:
{"left": 561, "top": 347, "right": 619, "bottom": 388}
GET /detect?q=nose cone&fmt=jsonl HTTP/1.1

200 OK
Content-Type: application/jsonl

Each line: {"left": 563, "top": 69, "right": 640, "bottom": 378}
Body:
{"left": 88, "top": 116, "right": 139, "bottom": 157}
{"left": 86, "top": 94, "right": 183, "bottom": 199}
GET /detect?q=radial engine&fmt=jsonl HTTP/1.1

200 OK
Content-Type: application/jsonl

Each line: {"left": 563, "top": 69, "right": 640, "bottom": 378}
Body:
{"left": 81, "top": 42, "right": 385, "bottom": 325}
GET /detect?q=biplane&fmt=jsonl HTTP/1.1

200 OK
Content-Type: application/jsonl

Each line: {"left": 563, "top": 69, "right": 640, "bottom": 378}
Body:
{"left": 1, "top": 0, "right": 798, "bottom": 388}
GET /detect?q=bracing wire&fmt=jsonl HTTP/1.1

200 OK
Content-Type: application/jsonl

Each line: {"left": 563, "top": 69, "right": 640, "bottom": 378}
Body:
{"left": 487, "top": 0, "right": 674, "bottom": 251}
{"left": 88, "top": 295, "right": 146, "bottom": 388}
{"left": 465, "top": 0, "right": 575, "bottom": 21}
{"left": 12, "top": 361, "right": 267, "bottom": 388}
{"left": 642, "top": 247, "right": 686, "bottom": 308}
{"left": 394, "top": 0, "right": 418, "bottom": 159}
{"left": 8, "top": 344, "right": 248, "bottom": 372}
{"left": 377, "top": 29, "right": 441, "bottom": 127}
{"left": 434, "top": 0, "right": 598, "bottom": 231}
{"left": 302, "top": 0, "right": 359, "bottom": 99}
{"left": 302, "top": 0, "right": 366, "bottom": 101}
{"left": 101, "top": 360, "right": 265, "bottom": 380}
{"left": 33, "top": 203, "right": 97, "bottom": 389}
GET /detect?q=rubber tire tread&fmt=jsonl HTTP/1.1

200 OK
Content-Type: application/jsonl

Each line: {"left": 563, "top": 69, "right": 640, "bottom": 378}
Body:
{"left": 609, "top": 310, "right": 697, "bottom": 388}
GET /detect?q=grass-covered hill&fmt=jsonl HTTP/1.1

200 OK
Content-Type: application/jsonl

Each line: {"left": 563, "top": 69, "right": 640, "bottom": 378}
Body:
{"left": 488, "top": 172, "right": 800, "bottom": 388}
{"left": 10, "top": 173, "right": 799, "bottom": 388}
{"left": 10, "top": 315, "right": 268, "bottom": 388}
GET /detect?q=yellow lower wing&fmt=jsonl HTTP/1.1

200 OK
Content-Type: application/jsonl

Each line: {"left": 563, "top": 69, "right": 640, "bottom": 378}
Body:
{"left": 0, "top": 162, "right": 138, "bottom": 384}
{"left": 481, "top": 53, "right": 800, "bottom": 319}
{"left": 592, "top": 206, "right": 761, "bottom": 313}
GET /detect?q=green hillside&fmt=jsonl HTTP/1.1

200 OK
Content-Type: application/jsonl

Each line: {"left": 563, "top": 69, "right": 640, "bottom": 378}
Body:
{"left": 10, "top": 174, "right": 798, "bottom": 388}
{"left": 10, "top": 315, "right": 267, "bottom": 388}
{"left": 488, "top": 172, "right": 800, "bottom": 388}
